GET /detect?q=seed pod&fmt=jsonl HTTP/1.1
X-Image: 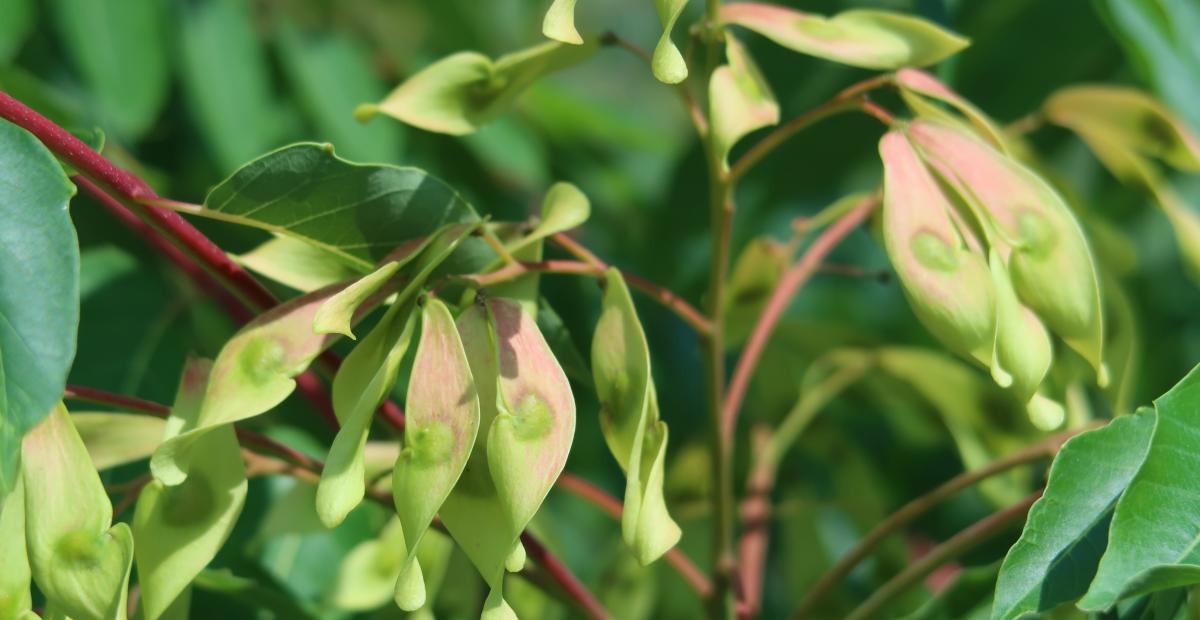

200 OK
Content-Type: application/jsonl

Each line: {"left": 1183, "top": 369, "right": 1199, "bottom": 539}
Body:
{"left": 895, "top": 68, "right": 1008, "bottom": 151}
{"left": 391, "top": 298, "right": 480, "bottom": 610}
{"left": 907, "top": 120, "right": 1106, "bottom": 385}
{"left": 0, "top": 478, "right": 34, "bottom": 620}
{"left": 592, "top": 268, "right": 681, "bottom": 564}
{"left": 439, "top": 297, "right": 574, "bottom": 617}
{"left": 879, "top": 130, "right": 995, "bottom": 359}
{"left": 22, "top": 404, "right": 134, "bottom": 620}
{"left": 987, "top": 251, "right": 1053, "bottom": 402}
{"left": 134, "top": 358, "right": 248, "bottom": 620}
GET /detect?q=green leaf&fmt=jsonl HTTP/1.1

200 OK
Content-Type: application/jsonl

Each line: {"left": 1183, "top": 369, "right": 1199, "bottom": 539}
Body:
{"left": 543, "top": 0, "right": 583, "bottom": 45}
{"left": 510, "top": 182, "right": 591, "bottom": 256}
{"left": 0, "top": 118, "right": 79, "bottom": 496}
{"left": 134, "top": 358, "right": 248, "bottom": 620}
{"left": 313, "top": 262, "right": 404, "bottom": 340}
{"left": 391, "top": 298, "right": 480, "bottom": 609}
{"left": 710, "top": 34, "right": 780, "bottom": 169}
{"left": 197, "top": 143, "right": 481, "bottom": 270}
{"left": 1079, "top": 365, "right": 1200, "bottom": 610}
{"left": 0, "top": 478, "right": 33, "bottom": 619}
{"left": 73, "top": 412, "right": 167, "bottom": 471}
{"left": 719, "top": 3, "right": 968, "bottom": 70}
{"left": 0, "top": 0, "right": 32, "bottom": 63}
{"left": 276, "top": 23, "right": 404, "bottom": 163}
{"left": 50, "top": 0, "right": 168, "bottom": 138}
{"left": 358, "top": 41, "right": 597, "bottom": 135}
{"left": 22, "top": 404, "right": 134, "bottom": 620}
{"left": 990, "top": 410, "right": 1156, "bottom": 619}
{"left": 236, "top": 235, "right": 365, "bottom": 293}
{"left": 652, "top": 0, "right": 690, "bottom": 84}
{"left": 593, "top": 269, "right": 681, "bottom": 564}
{"left": 151, "top": 282, "right": 354, "bottom": 486}
{"left": 177, "top": 0, "right": 284, "bottom": 170}
{"left": 193, "top": 569, "right": 320, "bottom": 620}
{"left": 317, "top": 223, "right": 479, "bottom": 527}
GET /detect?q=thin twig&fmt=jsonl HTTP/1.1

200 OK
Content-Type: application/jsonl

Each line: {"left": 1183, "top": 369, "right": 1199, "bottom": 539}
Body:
{"left": 721, "top": 195, "right": 879, "bottom": 439}
{"left": 791, "top": 426, "right": 1096, "bottom": 619}
{"left": 467, "top": 259, "right": 713, "bottom": 334}
{"left": 728, "top": 74, "right": 893, "bottom": 182}
{"left": 838, "top": 492, "right": 1043, "bottom": 620}
{"left": 556, "top": 473, "right": 713, "bottom": 597}
{"left": 550, "top": 232, "right": 607, "bottom": 270}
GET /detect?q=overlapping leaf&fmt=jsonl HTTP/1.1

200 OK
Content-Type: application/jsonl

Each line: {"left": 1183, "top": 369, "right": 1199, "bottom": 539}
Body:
{"left": 134, "top": 358, "right": 248, "bottom": 620}
{"left": 196, "top": 143, "right": 481, "bottom": 270}
{"left": 22, "top": 404, "right": 134, "bottom": 620}
{"left": 0, "top": 479, "right": 35, "bottom": 620}
{"left": 719, "top": 3, "right": 968, "bottom": 70}
{"left": 593, "top": 268, "right": 681, "bottom": 564}
{"left": 896, "top": 68, "right": 1008, "bottom": 151}
{"left": 236, "top": 236, "right": 363, "bottom": 293}
{"left": 73, "top": 412, "right": 167, "bottom": 471}
{"left": 0, "top": 119, "right": 79, "bottom": 496}
{"left": 991, "top": 410, "right": 1155, "bottom": 619}
{"left": 317, "top": 224, "right": 478, "bottom": 527}
{"left": 358, "top": 42, "right": 596, "bottom": 135}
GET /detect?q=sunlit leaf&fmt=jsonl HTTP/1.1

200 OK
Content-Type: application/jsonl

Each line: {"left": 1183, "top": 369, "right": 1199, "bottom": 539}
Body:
{"left": 151, "top": 283, "right": 352, "bottom": 486}
{"left": 313, "top": 262, "right": 404, "bottom": 339}
{"left": 73, "top": 412, "right": 167, "bottom": 471}
{"left": 710, "top": 34, "right": 780, "bottom": 169}
{"left": 991, "top": 410, "right": 1155, "bottom": 619}
{"left": 986, "top": 248, "right": 1053, "bottom": 404}
{"left": 391, "top": 298, "right": 480, "bottom": 609}
{"left": 0, "top": 119, "right": 79, "bottom": 496}
{"left": 22, "top": 404, "right": 134, "bottom": 620}
{"left": 593, "top": 269, "right": 681, "bottom": 563}
{"left": 719, "top": 3, "right": 968, "bottom": 70}
{"left": 196, "top": 142, "right": 481, "bottom": 270}
{"left": 317, "top": 224, "right": 479, "bottom": 527}
{"left": 652, "top": 0, "right": 689, "bottom": 84}
{"left": 0, "top": 478, "right": 34, "bottom": 620}
{"left": 1079, "top": 365, "right": 1200, "bottom": 610}
{"left": 357, "top": 42, "right": 597, "bottom": 135}
{"left": 134, "top": 358, "right": 248, "bottom": 620}
{"left": 509, "top": 182, "right": 591, "bottom": 256}
{"left": 50, "top": 0, "right": 168, "bottom": 138}
{"left": 236, "top": 236, "right": 364, "bottom": 293}
{"left": 543, "top": 0, "right": 583, "bottom": 45}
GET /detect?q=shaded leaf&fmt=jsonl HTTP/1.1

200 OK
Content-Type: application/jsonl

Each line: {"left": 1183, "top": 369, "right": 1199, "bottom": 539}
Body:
{"left": 652, "top": 0, "right": 689, "bottom": 84}
{"left": 330, "top": 517, "right": 408, "bottom": 610}
{"left": 177, "top": 0, "right": 284, "bottom": 169}
{"left": 725, "top": 236, "right": 789, "bottom": 346}
{"left": 991, "top": 410, "right": 1155, "bottom": 619}
{"left": 276, "top": 23, "right": 404, "bottom": 163}
{"left": 23, "top": 404, "right": 134, "bottom": 620}
{"left": 236, "top": 235, "right": 364, "bottom": 293}
{"left": 0, "top": 119, "right": 79, "bottom": 495}
{"left": 543, "top": 0, "right": 583, "bottom": 45}
{"left": 197, "top": 143, "right": 480, "bottom": 270}
{"left": 720, "top": 3, "right": 968, "bottom": 70}
{"left": 193, "top": 569, "right": 320, "bottom": 620}
{"left": 710, "top": 34, "right": 780, "bottom": 169}
{"left": 50, "top": 0, "right": 168, "bottom": 138}
{"left": 73, "top": 412, "right": 167, "bottom": 471}
{"left": 593, "top": 269, "right": 681, "bottom": 563}
{"left": 134, "top": 358, "right": 248, "bottom": 620}
{"left": 1079, "top": 365, "right": 1200, "bottom": 610}
{"left": 358, "top": 41, "right": 597, "bottom": 135}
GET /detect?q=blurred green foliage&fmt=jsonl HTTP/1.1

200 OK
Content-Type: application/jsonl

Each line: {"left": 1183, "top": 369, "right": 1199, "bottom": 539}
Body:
{"left": 4, "top": 0, "right": 1199, "bottom": 618}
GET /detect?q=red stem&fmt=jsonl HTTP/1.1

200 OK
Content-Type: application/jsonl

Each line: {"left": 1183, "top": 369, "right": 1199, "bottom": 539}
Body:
{"left": 520, "top": 532, "right": 613, "bottom": 620}
{"left": 721, "top": 196, "right": 879, "bottom": 438}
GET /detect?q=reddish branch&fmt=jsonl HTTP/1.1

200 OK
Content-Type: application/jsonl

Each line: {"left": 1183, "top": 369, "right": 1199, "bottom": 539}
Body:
{"left": 0, "top": 91, "right": 605, "bottom": 615}
{"left": 721, "top": 195, "right": 879, "bottom": 439}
